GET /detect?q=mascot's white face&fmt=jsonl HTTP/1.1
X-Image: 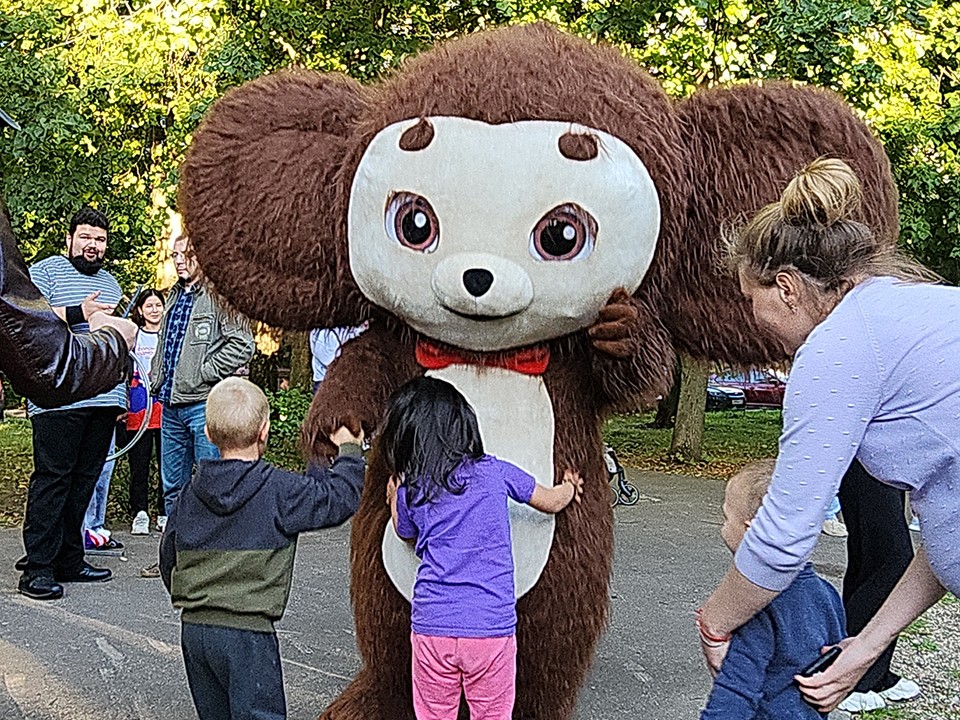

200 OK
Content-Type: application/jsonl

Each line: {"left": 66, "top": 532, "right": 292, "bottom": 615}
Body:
{"left": 348, "top": 117, "right": 661, "bottom": 351}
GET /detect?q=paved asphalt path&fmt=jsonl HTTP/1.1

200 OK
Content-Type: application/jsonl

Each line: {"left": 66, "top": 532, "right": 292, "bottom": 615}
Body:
{"left": 0, "top": 470, "right": 848, "bottom": 719}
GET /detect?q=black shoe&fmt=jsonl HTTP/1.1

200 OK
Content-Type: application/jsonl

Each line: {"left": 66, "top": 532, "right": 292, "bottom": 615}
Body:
{"left": 18, "top": 575, "right": 64, "bottom": 600}
{"left": 14, "top": 555, "right": 27, "bottom": 572}
{"left": 54, "top": 562, "right": 112, "bottom": 583}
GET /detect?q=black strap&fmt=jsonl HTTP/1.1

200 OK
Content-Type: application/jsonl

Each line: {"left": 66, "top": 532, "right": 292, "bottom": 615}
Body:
{"left": 66, "top": 304, "right": 84, "bottom": 326}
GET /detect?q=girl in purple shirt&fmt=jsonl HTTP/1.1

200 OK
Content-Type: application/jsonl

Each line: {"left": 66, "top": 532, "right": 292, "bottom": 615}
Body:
{"left": 382, "top": 377, "right": 582, "bottom": 720}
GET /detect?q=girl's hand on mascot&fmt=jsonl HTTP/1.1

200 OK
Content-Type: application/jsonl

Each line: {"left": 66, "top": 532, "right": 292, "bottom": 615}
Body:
{"left": 588, "top": 288, "right": 640, "bottom": 359}
{"left": 386, "top": 475, "right": 400, "bottom": 505}
{"left": 562, "top": 469, "right": 584, "bottom": 504}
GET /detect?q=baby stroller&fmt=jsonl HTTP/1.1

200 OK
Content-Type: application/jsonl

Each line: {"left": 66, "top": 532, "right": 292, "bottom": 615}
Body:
{"left": 604, "top": 445, "right": 640, "bottom": 507}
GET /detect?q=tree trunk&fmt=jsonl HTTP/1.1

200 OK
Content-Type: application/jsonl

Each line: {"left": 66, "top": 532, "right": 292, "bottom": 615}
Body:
{"left": 288, "top": 331, "right": 313, "bottom": 391}
{"left": 669, "top": 353, "right": 709, "bottom": 462}
{"left": 651, "top": 356, "right": 681, "bottom": 429}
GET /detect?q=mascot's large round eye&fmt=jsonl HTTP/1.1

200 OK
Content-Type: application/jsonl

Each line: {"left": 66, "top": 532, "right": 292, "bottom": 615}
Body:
{"left": 530, "top": 203, "right": 597, "bottom": 261}
{"left": 385, "top": 192, "right": 439, "bottom": 253}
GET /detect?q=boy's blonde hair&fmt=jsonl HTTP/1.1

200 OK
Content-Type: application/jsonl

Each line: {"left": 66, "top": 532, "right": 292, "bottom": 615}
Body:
{"left": 205, "top": 377, "right": 270, "bottom": 451}
{"left": 729, "top": 459, "right": 776, "bottom": 519}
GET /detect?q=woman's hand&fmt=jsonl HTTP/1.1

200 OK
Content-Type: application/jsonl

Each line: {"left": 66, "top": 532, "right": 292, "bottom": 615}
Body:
{"left": 699, "top": 636, "right": 730, "bottom": 678}
{"left": 797, "top": 548, "right": 946, "bottom": 712}
{"left": 696, "top": 607, "right": 732, "bottom": 676}
{"left": 794, "top": 637, "right": 874, "bottom": 712}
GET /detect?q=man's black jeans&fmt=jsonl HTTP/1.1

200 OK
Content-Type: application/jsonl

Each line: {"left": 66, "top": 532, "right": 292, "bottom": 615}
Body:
{"left": 22, "top": 406, "right": 118, "bottom": 578}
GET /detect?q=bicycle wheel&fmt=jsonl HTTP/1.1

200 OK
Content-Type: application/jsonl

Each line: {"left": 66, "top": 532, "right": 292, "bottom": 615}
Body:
{"left": 618, "top": 482, "right": 641, "bottom": 506}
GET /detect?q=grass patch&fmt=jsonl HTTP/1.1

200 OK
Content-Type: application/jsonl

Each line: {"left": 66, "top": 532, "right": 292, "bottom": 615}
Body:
{"left": 862, "top": 708, "right": 910, "bottom": 719}
{"left": 902, "top": 616, "right": 940, "bottom": 653}
{"left": 0, "top": 418, "right": 33, "bottom": 528}
{"left": 604, "top": 409, "right": 782, "bottom": 479}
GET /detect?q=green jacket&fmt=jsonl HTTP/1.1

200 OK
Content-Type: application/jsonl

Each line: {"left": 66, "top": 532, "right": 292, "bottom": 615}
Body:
{"left": 150, "top": 280, "right": 255, "bottom": 405}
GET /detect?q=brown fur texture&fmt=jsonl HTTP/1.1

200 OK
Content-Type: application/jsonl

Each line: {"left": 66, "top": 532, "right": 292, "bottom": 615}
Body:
{"left": 178, "top": 23, "right": 899, "bottom": 720}
{"left": 668, "top": 82, "right": 898, "bottom": 365}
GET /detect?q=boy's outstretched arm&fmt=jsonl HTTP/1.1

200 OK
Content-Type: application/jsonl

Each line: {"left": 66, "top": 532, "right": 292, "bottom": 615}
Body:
{"left": 528, "top": 470, "right": 583, "bottom": 514}
{"left": 279, "top": 426, "right": 366, "bottom": 536}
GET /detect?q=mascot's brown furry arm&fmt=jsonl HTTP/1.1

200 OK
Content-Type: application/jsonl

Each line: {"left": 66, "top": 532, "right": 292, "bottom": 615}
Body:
{"left": 179, "top": 24, "right": 897, "bottom": 720}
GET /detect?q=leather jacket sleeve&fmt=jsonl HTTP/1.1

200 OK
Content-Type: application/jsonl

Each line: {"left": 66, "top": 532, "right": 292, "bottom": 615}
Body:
{"left": 0, "top": 198, "right": 130, "bottom": 408}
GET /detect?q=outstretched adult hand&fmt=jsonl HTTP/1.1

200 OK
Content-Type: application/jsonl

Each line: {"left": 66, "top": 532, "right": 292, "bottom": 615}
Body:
{"left": 81, "top": 290, "right": 115, "bottom": 319}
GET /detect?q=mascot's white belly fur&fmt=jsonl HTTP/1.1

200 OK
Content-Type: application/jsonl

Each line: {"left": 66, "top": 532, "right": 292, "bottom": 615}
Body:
{"left": 382, "top": 364, "right": 556, "bottom": 601}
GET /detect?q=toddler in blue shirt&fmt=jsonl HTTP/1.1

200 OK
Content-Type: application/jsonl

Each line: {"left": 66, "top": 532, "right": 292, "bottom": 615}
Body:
{"left": 701, "top": 460, "right": 846, "bottom": 719}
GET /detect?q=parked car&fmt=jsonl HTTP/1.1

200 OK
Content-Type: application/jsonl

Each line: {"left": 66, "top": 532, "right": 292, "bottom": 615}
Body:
{"left": 706, "top": 384, "right": 746, "bottom": 412}
{"left": 710, "top": 368, "right": 786, "bottom": 408}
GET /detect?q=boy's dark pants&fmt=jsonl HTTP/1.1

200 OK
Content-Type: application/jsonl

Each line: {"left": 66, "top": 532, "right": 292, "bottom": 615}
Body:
{"left": 181, "top": 621, "right": 286, "bottom": 720}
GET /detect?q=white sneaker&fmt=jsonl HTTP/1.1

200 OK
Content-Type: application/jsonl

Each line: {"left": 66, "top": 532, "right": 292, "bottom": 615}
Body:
{"left": 822, "top": 516, "right": 849, "bottom": 538}
{"left": 879, "top": 677, "right": 921, "bottom": 702}
{"left": 838, "top": 691, "right": 886, "bottom": 713}
{"left": 908, "top": 515, "right": 921, "bottom": 532}
{"left": 131, "top": 511, "right": 150, "bottom": 535}
{"left": 156, "top": 516, "right": 167, "bottom": 533}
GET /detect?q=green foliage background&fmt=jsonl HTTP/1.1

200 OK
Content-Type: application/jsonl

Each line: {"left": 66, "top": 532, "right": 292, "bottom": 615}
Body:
{"left": 1, "top": 0, "right": 958, "bottom": 285}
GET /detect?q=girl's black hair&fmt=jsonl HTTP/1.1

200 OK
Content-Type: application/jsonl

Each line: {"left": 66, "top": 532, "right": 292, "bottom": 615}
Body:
{"left": 380, "top": 376, "right": 484, "bottom": 505}
{"left": 131, "top": 288, "right": 165, "bottom": 328}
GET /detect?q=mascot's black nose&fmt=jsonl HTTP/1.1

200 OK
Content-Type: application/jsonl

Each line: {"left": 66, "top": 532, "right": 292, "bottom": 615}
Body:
{"left": 463, "top": 268, "right": 494, "bottom": 297}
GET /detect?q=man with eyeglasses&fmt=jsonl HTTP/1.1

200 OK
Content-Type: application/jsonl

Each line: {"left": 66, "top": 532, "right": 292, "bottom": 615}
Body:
{"left": 146, "top": 234, "right": 254, "bottom": 547}
{"left": 18, "top": 207, "right": 129, "bottom": 600}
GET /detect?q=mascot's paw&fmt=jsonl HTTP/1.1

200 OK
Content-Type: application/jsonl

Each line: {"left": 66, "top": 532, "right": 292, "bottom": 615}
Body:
{"left": 588, "top": 288, "right": 641, "bottom": 359}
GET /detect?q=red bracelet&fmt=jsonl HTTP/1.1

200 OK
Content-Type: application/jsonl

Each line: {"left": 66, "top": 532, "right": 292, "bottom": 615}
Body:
{"left": 695, "top": 608, "right": 732, "bottom": 644}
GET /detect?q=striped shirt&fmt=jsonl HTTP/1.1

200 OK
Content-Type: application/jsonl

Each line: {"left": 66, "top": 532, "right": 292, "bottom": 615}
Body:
{"left": 27, "top": 255, "right": 126, "bottom": 415}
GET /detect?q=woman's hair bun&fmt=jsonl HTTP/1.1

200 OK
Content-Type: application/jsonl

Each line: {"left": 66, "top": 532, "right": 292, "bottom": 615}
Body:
{"left": 780, "top": 157, "right": 862, "bottom": 228}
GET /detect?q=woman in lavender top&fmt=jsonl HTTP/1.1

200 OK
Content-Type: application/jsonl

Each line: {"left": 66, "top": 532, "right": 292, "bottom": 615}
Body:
{"left": 382, "top": 377, "right": 582, "bottom": 720}
{"left": 696, "top": 158, "right": 960, "bottom": 713}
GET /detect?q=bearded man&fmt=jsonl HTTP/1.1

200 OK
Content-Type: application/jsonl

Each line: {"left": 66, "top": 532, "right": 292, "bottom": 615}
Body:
{"left": 18, "top": 207, "right": 126, "bottom": 600}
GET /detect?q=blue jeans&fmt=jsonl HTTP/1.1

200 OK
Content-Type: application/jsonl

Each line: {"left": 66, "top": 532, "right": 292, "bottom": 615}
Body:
{"left": 83, "top": 432, "right": 117, "bottom": 533}
{"left": 161, "top": 402, "right": 219, "bottom": 516}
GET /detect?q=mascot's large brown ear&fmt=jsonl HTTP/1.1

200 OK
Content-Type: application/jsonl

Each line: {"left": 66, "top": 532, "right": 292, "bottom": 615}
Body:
{"left": 662, "top": 82, "right": 898, "bottom": 365}
{"left": 179, "top": 70, "right": 370, "bottom": 329}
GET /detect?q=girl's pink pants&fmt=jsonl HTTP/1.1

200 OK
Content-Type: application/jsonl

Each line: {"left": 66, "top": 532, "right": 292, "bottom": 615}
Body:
{"left": 411, "top": 632, "right": 516, "bottom": 720}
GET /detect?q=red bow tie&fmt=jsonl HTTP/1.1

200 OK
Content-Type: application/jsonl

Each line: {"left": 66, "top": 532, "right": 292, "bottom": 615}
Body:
{"left": 415, "top": 339, "right": 550, "bottom": 376}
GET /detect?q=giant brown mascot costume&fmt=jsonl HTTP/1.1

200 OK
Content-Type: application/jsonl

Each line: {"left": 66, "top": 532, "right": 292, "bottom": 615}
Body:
{"left": 179, "top": 24, "right": 897, "bottom": 719}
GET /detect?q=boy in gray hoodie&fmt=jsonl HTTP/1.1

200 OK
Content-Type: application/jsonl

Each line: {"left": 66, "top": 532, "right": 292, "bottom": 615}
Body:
{"left": 160, "top": 377, "right": 364, "bottom": 720}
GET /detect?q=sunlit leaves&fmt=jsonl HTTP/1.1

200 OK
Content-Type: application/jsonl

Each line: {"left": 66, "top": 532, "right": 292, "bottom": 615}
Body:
{"left": 0, "top": 0, "right": 957, "bottom": 286}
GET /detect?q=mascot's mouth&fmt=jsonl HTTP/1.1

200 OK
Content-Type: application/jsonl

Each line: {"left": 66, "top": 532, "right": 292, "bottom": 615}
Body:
{"left": 443, "top": 305, "right": 523, "bottom": 322}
